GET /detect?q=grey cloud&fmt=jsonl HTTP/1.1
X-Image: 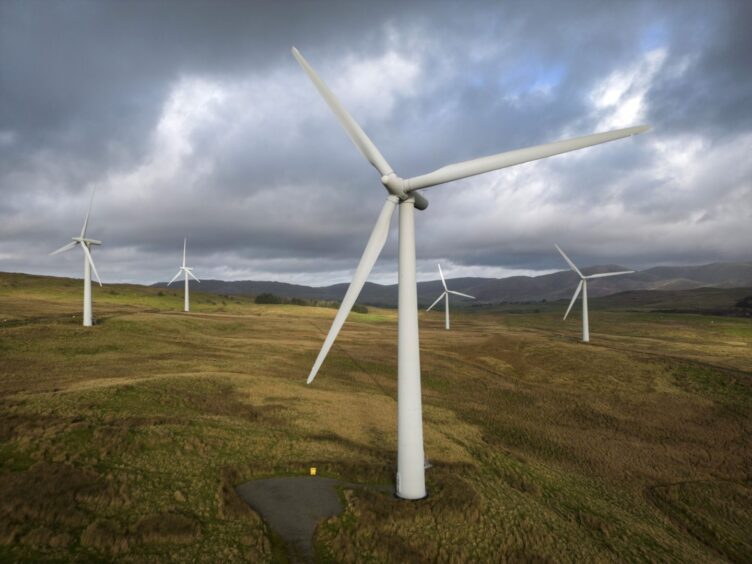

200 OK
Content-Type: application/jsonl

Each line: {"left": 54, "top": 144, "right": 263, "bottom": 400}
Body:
{"left": 1, "top": 0, "right": 750, "bottom": 285}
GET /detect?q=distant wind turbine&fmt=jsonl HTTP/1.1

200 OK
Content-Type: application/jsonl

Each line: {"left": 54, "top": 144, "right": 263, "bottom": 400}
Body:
{"left": 426, "top": 264, "right": 475, "bottom": 330}
{"left": 168, "top": 238, "right": 200, "bottom": 312}
{"left": 294, "top": 45, "right": 649, "bottom": 500}
{"left": 49, "top": 188, "right": 102, "bottom": 327}
{"left": 555, "top": 244, "right": 634, "bottom": 342}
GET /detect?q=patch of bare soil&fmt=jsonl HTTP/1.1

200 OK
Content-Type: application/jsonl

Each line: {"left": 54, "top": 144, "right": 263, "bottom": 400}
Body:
{"left": 80, "top": 518, "right": 130, "bottom": 554}
{"left": 0, "top": 462, "right": 99, "bottom": 526}
{"left": 135, "top": 511, "right": 202, "bottom": 545}
{"left": 0, "top": 462, "right": 101, "bottom": 547}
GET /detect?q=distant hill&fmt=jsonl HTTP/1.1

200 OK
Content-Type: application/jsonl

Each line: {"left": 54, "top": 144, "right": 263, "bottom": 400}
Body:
{"left": 2, "top": 270, "right": 750, "bottom": 318}
{"left": 591, "top": 286, "right": 752, "bottom": 314}
{"left": 152, "top": 261, "right": 752, "bottom": 308}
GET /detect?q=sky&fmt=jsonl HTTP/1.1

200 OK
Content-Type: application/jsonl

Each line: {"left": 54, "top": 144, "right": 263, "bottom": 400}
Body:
{"left": 1, "top": 0, "right": 750, "bottom": 286}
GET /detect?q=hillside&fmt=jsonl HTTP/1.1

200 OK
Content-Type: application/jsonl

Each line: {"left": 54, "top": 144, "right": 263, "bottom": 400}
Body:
{"left": 590, "top": 286, "right": 752, "bottom": 315}
{"left": 4, "top": 272, "right": 751, "bottom": 319}
{"left": 0, "top": 270, "right": 750, "bottom": 562}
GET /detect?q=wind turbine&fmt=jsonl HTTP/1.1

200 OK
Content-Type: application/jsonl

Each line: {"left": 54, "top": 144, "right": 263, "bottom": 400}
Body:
{"left": 293, "top": 46, "right": 649, "bottom": 500}
{"left": 555, "top": 244, "right": 634, "bottom": 343}
{"left": 49, "top": 188, "right": 102, "bottom": 327}
{"left": 426, "top": 264, "right": 475, "bottom": 330}
{"left": 168, "top": 238, "right": 200, "bottom": 312}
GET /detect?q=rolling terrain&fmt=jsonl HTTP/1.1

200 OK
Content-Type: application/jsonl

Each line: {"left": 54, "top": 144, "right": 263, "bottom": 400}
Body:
{"left": 152, "top": 261, "right": 752, "bottom": 307}
{"left": 1, "top": 272, "right": 751, "bottom": 562}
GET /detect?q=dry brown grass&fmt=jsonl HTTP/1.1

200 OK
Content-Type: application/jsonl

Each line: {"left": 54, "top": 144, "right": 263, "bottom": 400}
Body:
{"left": 0, "top": 273, "right": 750, "bottom": 562}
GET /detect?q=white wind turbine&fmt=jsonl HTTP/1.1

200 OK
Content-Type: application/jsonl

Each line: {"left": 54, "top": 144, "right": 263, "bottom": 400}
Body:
{"left": 168, "top": 238, "right": 200, "bottom": 312}
{"left": 294, "top": 46, "right": 648, "bottom": 500}
{"left": 555, "top": 244, "right": 634, "bottom": 343}
{"left": 426, "top": 264, "right": 475, "bottom": 330}
{"left": 50, "top": 188, "right": 103, "bottom": 327}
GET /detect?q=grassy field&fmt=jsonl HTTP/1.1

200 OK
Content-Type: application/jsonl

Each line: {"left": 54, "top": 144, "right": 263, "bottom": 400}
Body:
{"left": 1, "top": 272, "right": 751, "bottom": 562}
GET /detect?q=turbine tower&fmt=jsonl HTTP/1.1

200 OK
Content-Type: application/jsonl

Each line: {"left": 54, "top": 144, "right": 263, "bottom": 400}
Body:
{"left": 49, "top": 188, "right": 103, "bottom": 327}
{"left": 555, "top": 244, "right": 634, "bottom": 343}
{"left": 426, "top": 264, "right": 475, "bottom": 330}
{"left": 294, "top": 46, "right": 648, "bottom": 500}
{"left": 168, "top": 238, "right": 200, "bottom": 312}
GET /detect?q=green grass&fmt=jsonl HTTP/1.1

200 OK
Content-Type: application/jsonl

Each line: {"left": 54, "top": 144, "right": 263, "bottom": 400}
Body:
{"left": 0, "top": 272, "right": 751, "bottom": 562}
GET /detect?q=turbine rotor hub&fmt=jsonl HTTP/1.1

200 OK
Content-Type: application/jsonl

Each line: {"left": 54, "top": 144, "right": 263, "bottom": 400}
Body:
{"left": 380, "top": 173, "right": 428, "bottom": 210}
{"left": 73, "top": 237, "right": 101, "bottom": 246}
{"left": 380, "top": 172, "right": 405, "bottom": 197}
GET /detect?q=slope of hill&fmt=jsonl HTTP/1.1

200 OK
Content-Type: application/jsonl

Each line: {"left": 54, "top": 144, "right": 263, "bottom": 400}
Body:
{"left": 591, "top": 286, "right": 752, "bottom": 315}
{"left": 1, "top": 270, "right": 751, "bottom": 562}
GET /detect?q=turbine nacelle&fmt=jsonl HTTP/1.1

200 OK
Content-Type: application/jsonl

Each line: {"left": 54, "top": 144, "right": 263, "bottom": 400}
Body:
{"left": 72, "top": 237, "right": 101, "bottom": 246}
{"left": 380, "top": 173, "right": 429, "bottom": 210}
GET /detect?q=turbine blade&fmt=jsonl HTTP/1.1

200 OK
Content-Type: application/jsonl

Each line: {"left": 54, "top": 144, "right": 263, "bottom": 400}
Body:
{"left": 448, "top": 290, "right": 475, "bottom": 299}
{"left": 426, "top": 292, "right": 446, "bottom": 311}
{"left": 81, "top": 243, "right": 102, "bottom": 286}
{"left": 49, "top": 241, "right": 78, "bottom": 256}
{"left": 167, "top": 269, "right": 182, "bottom": 286}
{"left": 182, "top": 238, "right": 187, "bottom": 268}
{"left": 307, "top": 196, "right": 398, "bottom": 384}
{"left": 564, "top": 280, "right": 583, "bottom": 320}
{"left": 292, "top": 47, "right": 393, "bottom": 177}
{"left": 586, "top": 270, "right": 635, "bottom": 279}
{"left": 555, "top": 244, "right": 583, "bottom": 278}
{"left": 437, "top": 264, "right": 447, "bottom": 290}
{"left": 80, "top": 187, "right": 96, "bottom": 238}
{"left": 406, "top": 125, "right": 649, "bottom": 191}
{"left": 187, "top": 270, "right": 200, "bottom": 283}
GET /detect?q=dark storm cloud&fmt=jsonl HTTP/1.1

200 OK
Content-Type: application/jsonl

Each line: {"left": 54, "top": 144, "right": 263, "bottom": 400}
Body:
{"left": 645, "top": 1, "right": 752, "bottom": 137}
{"left": 1, "top": 0, "right": 750, "bottom": 285}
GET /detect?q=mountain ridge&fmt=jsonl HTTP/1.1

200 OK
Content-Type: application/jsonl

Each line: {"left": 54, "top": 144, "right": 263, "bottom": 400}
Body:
{"left": 152, "top": 261, "right": 752, "bottom": 307}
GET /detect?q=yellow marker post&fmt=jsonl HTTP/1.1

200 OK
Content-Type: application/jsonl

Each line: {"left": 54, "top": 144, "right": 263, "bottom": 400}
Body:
{"left": 310, "top": 467, "right": 317, "bottom": 476}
